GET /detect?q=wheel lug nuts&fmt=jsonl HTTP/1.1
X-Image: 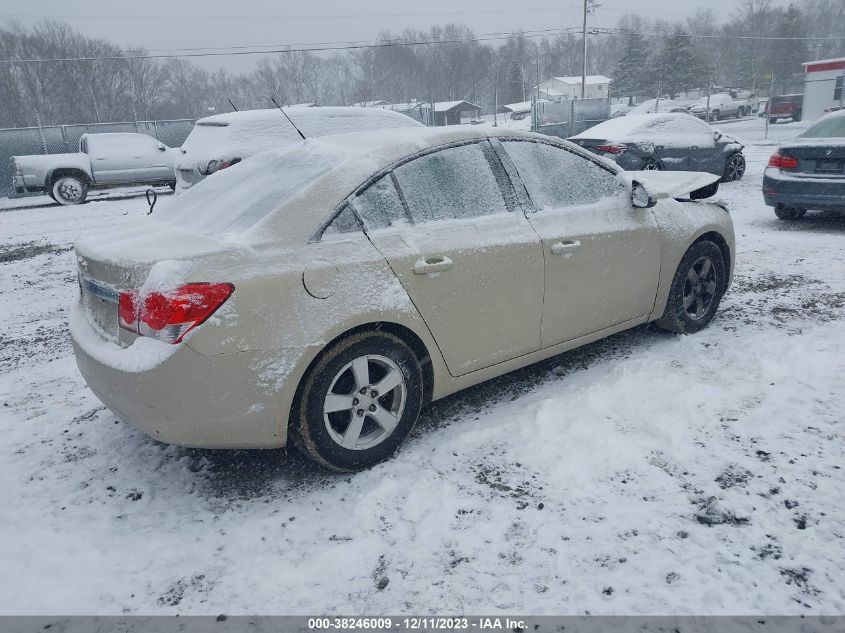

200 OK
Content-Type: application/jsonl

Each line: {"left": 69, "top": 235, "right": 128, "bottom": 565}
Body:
{"left": 370, "top": 390, "right": 378, "bottom": 398}
{"left": 360, "top": 388, "right": 368, "bottom": 395}
{"left": 369, "top": 404, "right": 377, "bottom": 412}
{"left": 352, "top": 398, "right": 359, "bottom": 406}
{"left": 356, "top": 409, "right": 364, "bottom": 416}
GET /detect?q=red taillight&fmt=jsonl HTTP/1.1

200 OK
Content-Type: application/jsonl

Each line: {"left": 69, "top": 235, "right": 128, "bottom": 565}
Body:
{"left": 595, "top": 144, "right": 627, "bottom": 154}
{"left": 768, "top": 154, "right": 798, "bottom": 169}
{"left": 118, "top": 291, "right": 138, "bottom": 333}
{"left": 118, "top": 282, "right": 234, "bottom": 344}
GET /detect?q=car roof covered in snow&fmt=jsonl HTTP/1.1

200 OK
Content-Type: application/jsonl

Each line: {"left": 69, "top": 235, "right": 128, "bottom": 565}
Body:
{"left": 181, "top": 106, "right": 424, "bottom": 161}
{"left": 159, "top": 126, "right": 558, "bottom": 244}
{"left": 570, "top": 113, "right": 713, "bottom": 144}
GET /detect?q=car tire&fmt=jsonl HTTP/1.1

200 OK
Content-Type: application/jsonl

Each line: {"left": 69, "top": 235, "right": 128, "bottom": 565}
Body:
{"left": 769, "top": 117, "right": 777, "bottom": 124}
{"left": 721, "top": 153, "right": 746, "bottom": 182}
{"left": 656, "top": 240, "right": 727, "bottom": 335}
{"left": 51, "top": 175, "right": 88, "bottom": 205}
{"left": 737, "top": 107, "right": 745, "bottom": 118}
{"left": 774, "top": 204, "right": 806, "bottom": 221}
{"left": 792, "top": 111, "right": 802, "bottom": 122}
{"left": 710, "top": 109, "right": 720, "bottom": 122}
{"left": 168, "top": 181, "right": 176, "bottom": 191}
{"left": 291, "top": 330, "right": 424, "bottom": 472}
{"left": 642, "top": 158, "right": 662, "bottom": 171}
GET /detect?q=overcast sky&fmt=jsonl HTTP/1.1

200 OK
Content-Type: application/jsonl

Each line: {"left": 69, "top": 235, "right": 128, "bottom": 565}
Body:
{"left": 0, "top": 0, "right": 793, "bottom": 73}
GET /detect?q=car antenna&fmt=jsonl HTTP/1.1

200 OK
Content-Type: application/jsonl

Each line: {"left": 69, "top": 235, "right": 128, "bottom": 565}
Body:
{"left": 227, "top": 97, "right": 238, "bottom": 112}
{"left": 270, "top": 97, "right": 306, "bottom": 141}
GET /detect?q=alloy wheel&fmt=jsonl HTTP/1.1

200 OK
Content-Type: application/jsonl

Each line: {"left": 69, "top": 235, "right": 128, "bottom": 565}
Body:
{"left": 683, "top": 256, "right": 718, "bottom": 320}
{"left": 323, "top": 354, "right": 406, "bottom": 450}
{"left": 726, "top": 155, "right": 745, "bottom": 181}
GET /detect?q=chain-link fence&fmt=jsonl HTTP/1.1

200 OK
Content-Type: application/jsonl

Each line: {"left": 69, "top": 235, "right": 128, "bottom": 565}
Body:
{"left": 532, "top": 98, "right": 611, "bottom": 139}
{"left": 1, "top": 119, "right": 195, "bottom": 199}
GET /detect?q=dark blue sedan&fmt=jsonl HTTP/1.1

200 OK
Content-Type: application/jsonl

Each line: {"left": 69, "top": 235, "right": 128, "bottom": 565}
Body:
{"left": 763, "top": 111, "right": 845, "bottom": 220}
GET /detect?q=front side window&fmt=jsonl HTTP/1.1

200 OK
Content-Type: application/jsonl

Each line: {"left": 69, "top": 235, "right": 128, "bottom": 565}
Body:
{"left": 502, "top": 140, "right": 622, "bottom": 211}
{"left": 393, "top": 142, "right": 508, "bottom": 223}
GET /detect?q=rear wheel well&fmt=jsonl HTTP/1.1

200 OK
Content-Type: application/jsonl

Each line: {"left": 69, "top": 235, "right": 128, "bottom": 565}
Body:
{"left": 48, "top": 168, "right": 89, "bottom": 188}
{"left": 289, "top": 321, "right": 435, "bottom": 436}
{"left": 694, "top": 231, "right": 731, "bottom": 273}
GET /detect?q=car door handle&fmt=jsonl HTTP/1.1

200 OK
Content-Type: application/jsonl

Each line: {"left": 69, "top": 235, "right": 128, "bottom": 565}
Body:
{"left": 413, "top": 255, "right": 453, "bottom": 274}
{"left": 550, "top": 240, "right": 581, "bottom": 256}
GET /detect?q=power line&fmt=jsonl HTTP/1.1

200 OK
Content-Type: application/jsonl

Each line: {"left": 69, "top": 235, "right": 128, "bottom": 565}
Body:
{"left": 0, "top": 25, "right": 841, "bottom": 65}
{"left": 0, "top": 28, "right": 586, "bottom": 64}
{"left": 0, "top": 7, "right": 582, "bottom": 21}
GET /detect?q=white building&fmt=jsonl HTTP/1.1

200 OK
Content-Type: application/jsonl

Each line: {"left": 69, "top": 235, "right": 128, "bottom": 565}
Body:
{"left": 536, "top": 75, "right": 612, "bottom": 101}
{"left": 801, "top": 57, "right": 845, "bottom": 120}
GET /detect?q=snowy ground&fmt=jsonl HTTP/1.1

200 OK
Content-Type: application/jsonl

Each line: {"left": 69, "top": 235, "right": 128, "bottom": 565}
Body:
{"left": 1, "top": 119, "right": 844, "bottom": 615}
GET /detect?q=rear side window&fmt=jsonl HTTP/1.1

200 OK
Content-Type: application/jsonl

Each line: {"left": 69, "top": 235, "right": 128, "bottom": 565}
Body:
{"left": 352, "top": 174, "right": 408, "bottom": 230}
{"left": 393, "top": 142, "right": 508, "bottom": 223}
{"left": 502, "top": 140, "right": 622, "bottom": 211}
{"left": 322, "top": 205, "right": 361, "bottom": 236}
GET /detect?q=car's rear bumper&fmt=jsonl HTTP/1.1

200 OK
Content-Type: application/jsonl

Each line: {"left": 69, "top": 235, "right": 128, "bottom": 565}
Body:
{"left": 70, "top": 303, "right": 287, "bottom": 448}
{"left": 763, "top": 170, "right": 845, "bottom": 211}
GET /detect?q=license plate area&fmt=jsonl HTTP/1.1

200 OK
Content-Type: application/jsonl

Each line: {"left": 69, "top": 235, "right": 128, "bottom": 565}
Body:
{"left": 816, "top": 159, "right": 843, "bottom": 174}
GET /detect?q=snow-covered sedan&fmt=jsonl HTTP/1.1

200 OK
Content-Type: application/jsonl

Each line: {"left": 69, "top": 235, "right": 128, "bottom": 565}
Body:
{"left": 71, "top": 127, "right": 734, "bottom": 471}
{"left": 569, "top": 113, "right": 747, "bottom": 182}
{"left": 175, "top": 106, "right": 423, "bottom": 192}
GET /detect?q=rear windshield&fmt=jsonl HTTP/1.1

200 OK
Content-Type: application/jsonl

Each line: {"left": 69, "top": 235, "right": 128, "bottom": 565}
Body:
{"left": 160, "top": 146, "right": 334, "bottom": 234}
{"left": 799, "top": 116, "right": 845, "bottom": 139}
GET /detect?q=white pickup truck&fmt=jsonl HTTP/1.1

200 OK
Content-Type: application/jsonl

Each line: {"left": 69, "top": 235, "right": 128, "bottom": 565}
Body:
{"left": 687, "top": 92, "right": 758, "bottom": 121}
{"left": 12, "top": 132, "right": 177, "bottom": 205}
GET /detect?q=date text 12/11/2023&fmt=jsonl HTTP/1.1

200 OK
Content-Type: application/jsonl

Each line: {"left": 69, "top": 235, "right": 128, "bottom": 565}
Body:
{"left": 307, "top": 617, "right": 527, "bottom": 630}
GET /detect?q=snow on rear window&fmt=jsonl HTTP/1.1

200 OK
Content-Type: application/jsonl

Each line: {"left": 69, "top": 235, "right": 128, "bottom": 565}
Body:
{"left": 159, "top": 146, "right": 334, "bottom": 234}
{"left": 503, "top": 140, "right": 622, "bottom": 211}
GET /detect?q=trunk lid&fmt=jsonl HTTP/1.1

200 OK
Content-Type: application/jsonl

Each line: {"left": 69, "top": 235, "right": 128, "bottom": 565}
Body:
{"left": 75, "top": 220, "right": 232, "bottom": 345}
{"left": 779, "top": 142, "right": 845, "bottom": 177}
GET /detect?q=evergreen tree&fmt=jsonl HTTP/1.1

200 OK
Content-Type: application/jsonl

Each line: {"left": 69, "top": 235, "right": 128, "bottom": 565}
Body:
{"left": 505, "top": 61, "right": 525, "bottom": 104}
{"left": 612, "top": 32, "right": 649, "bottom": 98}
{"left": 651, "top": 30, "right": 700, "bottom": 98}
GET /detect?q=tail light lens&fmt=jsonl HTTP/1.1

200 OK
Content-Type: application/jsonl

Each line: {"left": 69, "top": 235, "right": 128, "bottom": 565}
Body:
{"left": 768, "top": 154, "right": 798, "bottom": 169}
{"left": 118, "top": 282, "right": 234, "bottom": 344}
{"left": 11, "top": 159, "right": 22, "bottom": 176}
{"left": 595, "top": 144, "right": 627, "bottom": 154}
{"left": 199, "top": 158, "right": 241, "bottom": 176}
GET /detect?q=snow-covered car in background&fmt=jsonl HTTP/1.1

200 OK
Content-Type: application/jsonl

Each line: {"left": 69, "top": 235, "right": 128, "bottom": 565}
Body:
{"left": 626, "top": 98, "right": 681, "bottom": 115}
{"left": 763, "top": 109, "right": 845, "bottom": 220}
{"left": 688, "top": 93, "right": 747, "bottom": 121}
{"left": 175, "top": 106, "right": 423, "bottom": 192}
{"left": 11, "top": 133, "right": 176, "bottom": 205}
{"left": 71, "top": 126, "right": 734, "bottom": 472}
{"left": 569, "top": 113, "right": 747, "bottom": 182}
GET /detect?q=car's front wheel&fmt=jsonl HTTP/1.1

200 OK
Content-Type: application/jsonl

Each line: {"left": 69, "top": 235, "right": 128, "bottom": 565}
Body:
{"left": 721, "top": 153, "right": 746, "bottom": 182}
{"left": 292, "top": 330, "right": 424, "bottom": 471}
{"left": 51, "top": 175, "right": 88, "bottom": 205}
{"left": 656, "top": 240, "right": 727, "bottom": 334}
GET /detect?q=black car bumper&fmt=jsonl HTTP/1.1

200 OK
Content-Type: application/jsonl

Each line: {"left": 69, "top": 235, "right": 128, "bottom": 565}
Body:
{"left": 763, "top": 170, "right": 845, "bottom": 211}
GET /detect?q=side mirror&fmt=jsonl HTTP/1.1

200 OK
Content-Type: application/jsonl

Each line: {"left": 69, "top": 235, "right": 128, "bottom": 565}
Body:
{"left": 714, "top": 130, "right": 722, "bottom": 141}
{"left": 157, "top": 143, "right": 166, "bottom": 151}
{"left": 632, "top": 181, "right": 657, "bottom": 208}
{"left": 690, "top": 181, "right": 719, "bottom": 200}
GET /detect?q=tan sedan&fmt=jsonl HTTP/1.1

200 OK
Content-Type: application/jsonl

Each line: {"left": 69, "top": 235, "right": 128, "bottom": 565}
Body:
{"left": 71, "top": 126, "right": 734, "bottom": 471}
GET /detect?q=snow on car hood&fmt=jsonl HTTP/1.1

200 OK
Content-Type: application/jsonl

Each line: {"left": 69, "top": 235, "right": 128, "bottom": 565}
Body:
{"left": 621, "top": 171, "right": 721, "bottom": 199}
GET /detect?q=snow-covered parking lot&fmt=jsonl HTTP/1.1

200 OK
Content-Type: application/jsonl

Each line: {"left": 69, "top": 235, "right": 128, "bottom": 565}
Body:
{"left": 1, "top": 119, "right": 844, "bottom": 615}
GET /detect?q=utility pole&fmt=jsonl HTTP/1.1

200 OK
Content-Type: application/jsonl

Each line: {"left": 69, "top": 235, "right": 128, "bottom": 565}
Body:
{"left": 581, "top": 0, "right": 588, "bottom": 99}
{"left": 494, "top": 66, "right": 499, "bottom": 127}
